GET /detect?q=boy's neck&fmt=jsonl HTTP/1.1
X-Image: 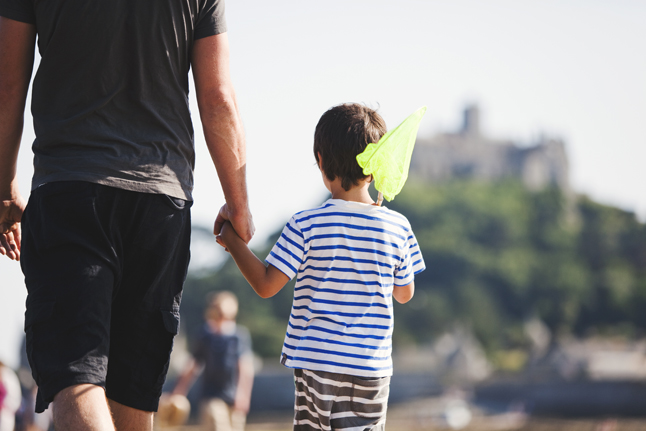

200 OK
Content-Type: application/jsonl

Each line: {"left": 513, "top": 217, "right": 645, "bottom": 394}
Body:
{"left": 328, "top": 178, "right": 375, "bottom": 205}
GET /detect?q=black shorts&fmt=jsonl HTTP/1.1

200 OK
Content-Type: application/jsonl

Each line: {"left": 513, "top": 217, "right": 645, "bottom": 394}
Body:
{"left": 20, "top": 181, "right": 192, "bottom": 413}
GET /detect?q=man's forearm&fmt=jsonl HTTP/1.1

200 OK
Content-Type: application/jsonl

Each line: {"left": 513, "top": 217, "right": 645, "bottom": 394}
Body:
{"left": 0, "top": 130, "right": 22, "bottom": 198}
{"left": 192, "top": 32, "right": 254, "bottom": 241}
{"left": 0, "top": 17, "right": 35, "bottom": 197}
{"left": 199, "top": 93, "right": 249, "bottom": 214}
{"left": 0, "top": 104, "right": 24, "bottom": 198}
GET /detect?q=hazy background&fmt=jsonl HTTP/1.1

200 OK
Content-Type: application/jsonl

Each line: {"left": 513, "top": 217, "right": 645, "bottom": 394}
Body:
{"left": 1, "top": 0, "right": 644, "bottom": 368}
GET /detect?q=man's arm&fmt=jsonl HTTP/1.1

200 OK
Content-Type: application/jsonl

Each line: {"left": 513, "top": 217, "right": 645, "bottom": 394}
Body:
{"left": 0, "top": 17, "right": 36, "bottom": 261}
{"left": 217, "top": 221, "right": 289, "bottom": 298}
{"left": 191, "top": 32, "right": 254, "bottom": 243}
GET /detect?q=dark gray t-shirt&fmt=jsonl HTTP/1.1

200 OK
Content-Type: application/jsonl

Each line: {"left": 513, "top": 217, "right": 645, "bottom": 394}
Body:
{"left": 0, "top": 0, "right": 227, "bottom": 200}
{"left": 193, "top": 323, "right": 252, "bottom": 404}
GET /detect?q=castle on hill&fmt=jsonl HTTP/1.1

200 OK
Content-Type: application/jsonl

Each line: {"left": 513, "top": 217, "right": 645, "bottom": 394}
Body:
{"left": 409, "top": 105, "right": 572, "bottom": 197}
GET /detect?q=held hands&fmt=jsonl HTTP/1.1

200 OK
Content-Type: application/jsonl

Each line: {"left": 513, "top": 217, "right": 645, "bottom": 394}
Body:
{"left": 0, "top": 193, "right": 26, "bottom": 261}
{"left": 215, "top": 220, "right": 239, "bottom": 252}
{"left": 214, "top": 210, "right": 290, "bottom": 298}
{"left": 213, "top": 202, "right": 254, "bottom": 244}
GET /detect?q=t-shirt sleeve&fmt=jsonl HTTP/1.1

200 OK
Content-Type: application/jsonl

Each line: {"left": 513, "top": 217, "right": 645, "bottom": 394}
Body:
{"left": 0, "top": 0, "right": 36, "bottom": 24}
{"left": 394, "top": 229, "right": 425, "bottom": 287}
{"left": 194, "top": 0, "right": 227, "bottom": 40}
{"left": 265, "top": 216, "right": 305, "bottom": 280}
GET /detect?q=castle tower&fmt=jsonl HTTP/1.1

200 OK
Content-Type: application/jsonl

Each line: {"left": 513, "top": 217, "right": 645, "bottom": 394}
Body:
{"left": 461, "top": 104, "right": 481, "bottom": 137}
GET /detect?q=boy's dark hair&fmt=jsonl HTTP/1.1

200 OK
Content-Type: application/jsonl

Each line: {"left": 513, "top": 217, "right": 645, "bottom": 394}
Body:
{"left": 314, "top": 103, "right": 387, "bottom": 191}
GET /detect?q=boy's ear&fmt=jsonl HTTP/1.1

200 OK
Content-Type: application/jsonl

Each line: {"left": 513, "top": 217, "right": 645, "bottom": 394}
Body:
{"left": 316, "top": 152, "right": 323, "bottom": 170}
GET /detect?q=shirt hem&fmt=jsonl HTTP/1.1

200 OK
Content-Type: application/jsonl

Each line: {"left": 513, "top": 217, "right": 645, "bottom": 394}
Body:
{"left": 281, "top": 358, "right": 393, "bottom": 379}
{"left": 31, "top": 175, "right": 192, "bottom": 201}
{"left": 194, "top": 24, "right": 227, "bottom": 40}
{"left": 0, "top": 6, "right": 35, "bottom": 24}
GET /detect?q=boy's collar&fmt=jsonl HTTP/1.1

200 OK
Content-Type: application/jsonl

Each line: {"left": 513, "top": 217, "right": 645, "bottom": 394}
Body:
{"left": 326, "top": 198, "right": 383, "bottom": 208}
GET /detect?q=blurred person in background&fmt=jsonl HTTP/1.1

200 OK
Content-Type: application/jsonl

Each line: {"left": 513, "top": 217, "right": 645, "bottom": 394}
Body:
{"left": 173, "top": 291, "right": 254, "bottom": 431}
{"left": 0, "top": 361, "right": 21, "bottom": 431}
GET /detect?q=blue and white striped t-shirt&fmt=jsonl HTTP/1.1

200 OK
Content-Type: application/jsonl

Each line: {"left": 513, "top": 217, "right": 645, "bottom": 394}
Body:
{"left": 266, "top": 199, "right": 425, "bottom": 378}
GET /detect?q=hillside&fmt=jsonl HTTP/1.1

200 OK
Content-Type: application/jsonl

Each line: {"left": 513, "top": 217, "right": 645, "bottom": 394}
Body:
{"left": 180, "top": 180, "right": 646, "bottom": 359}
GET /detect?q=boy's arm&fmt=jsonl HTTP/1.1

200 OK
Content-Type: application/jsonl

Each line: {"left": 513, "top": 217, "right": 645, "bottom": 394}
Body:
{"left": 217, "top": 221, "right": 290, "bottom": 298}
{"left": 393, "top": 282, "right": 414, "bottom": 304}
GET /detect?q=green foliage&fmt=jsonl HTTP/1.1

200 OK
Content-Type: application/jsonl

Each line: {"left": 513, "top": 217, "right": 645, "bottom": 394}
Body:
{"left": 180, "top": 180, "right": 646, "bottom": 358}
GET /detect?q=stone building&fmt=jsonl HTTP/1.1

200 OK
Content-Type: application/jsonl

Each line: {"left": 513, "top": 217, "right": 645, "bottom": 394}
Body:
{"left": 410, "top": 105, "right": 572, "bottom": 196}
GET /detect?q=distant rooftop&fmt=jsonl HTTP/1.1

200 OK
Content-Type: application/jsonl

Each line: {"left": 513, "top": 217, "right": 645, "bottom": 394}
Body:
{"left": 410, "top": 105, "right": 572, "bottom": 194}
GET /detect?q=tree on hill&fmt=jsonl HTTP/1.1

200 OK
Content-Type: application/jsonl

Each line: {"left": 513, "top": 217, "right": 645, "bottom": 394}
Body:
{"left": 180, "top": 180, "right": 646, "bottom": 359}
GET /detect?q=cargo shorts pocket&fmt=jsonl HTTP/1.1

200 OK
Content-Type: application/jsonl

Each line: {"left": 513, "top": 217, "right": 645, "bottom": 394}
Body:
{"left": 24, "top": 299, "right": 57, "bottom": 384}
{"left": 161, "top": 309, "right": 180, "bottom": 335}
{"left": 162, "top": 195, "right": 191, "bottom": 211}
{"left": 148, "top": 309, "right": 180, "bottom": 390}
{"left": 24, "top": 298, "right": 56, "bottom": 331}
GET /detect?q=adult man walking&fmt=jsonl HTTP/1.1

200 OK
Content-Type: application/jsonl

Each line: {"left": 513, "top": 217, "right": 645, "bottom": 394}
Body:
{"left": 0, "top": 0, "right": 253, "bottom": 430}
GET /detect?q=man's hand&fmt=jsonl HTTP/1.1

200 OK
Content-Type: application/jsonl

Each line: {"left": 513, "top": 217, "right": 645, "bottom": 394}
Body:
{"left": 0, "top": 194, "right": 26, "bottom": 261}
{"left": 214, "top": 203, "right": 254, "bottom": 244}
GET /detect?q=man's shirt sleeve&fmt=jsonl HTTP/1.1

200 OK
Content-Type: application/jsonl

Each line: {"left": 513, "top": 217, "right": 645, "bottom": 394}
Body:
{"left": 0, "top": 0, "right": 36, "bottom": 24}
{"left": 194, "top": 0, "right": 227, "bottom": 40}
{"left": 394, "top": 228, "right": 425, "bottom": 287}
{"left": 265, "top": 216, "right": 305, "bottom": 280}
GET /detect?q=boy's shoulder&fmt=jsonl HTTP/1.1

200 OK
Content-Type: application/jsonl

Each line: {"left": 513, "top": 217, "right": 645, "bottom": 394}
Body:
{"left": 291, "top": 199, "right": 337, "bottom": 218}
{"left": 290, "top": 199, "right": 412, "bottom": 229}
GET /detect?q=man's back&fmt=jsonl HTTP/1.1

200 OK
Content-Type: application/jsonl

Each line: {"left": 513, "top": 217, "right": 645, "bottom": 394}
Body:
{"left": 0, "top": 0, "right": 226, "bottom": 199}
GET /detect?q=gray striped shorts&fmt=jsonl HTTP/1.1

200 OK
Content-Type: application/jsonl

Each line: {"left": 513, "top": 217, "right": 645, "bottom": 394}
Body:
{"left": 293, "top": 368, "right": 390, "bottom": 431}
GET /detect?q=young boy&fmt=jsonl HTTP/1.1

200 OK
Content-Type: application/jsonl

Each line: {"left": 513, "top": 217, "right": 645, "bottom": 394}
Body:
{"left": 217, "top": 103, "right": 425, "bottom": 430}
{"left": 172, "top": 291, "right": 254, "bottom": 431}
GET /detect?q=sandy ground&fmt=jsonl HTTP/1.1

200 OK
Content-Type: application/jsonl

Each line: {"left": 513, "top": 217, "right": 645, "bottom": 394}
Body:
{"left": 161, "top": 418, "right": 646, "bottom": 431}
{"left": 242, "top": 417, "right": 646, "bottom": 431}
{"left": 159, "top": 401, "right": 646, "bottom": 431}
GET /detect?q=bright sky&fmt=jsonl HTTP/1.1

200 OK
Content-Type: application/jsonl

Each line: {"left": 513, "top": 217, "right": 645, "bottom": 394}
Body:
{"left": 1, "top": 0, "right": 644, "bottom": 368}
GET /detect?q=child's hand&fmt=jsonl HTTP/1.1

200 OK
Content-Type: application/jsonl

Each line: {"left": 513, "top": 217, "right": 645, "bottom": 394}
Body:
{"left": 215, "top": 220, "right": 241, "bottom": 252}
